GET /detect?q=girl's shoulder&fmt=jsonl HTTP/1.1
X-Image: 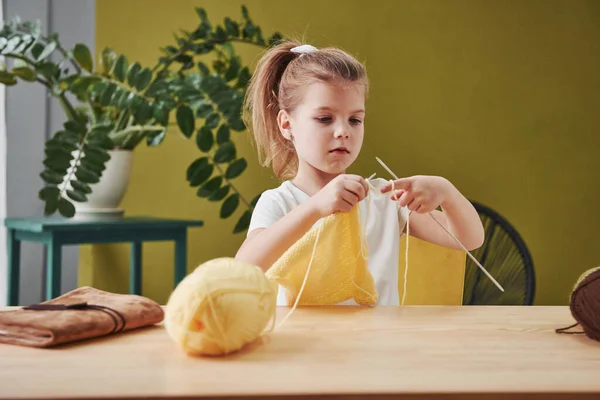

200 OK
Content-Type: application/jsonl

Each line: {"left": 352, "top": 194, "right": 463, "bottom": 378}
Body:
{"left": 247, "top": 181, "right": 308, "bottom": 235}
{"left": 256, "top": 180, "right": 308, "bottom": 211}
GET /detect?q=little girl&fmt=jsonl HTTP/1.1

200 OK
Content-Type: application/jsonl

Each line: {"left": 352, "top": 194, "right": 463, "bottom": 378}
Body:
{"left": 236, "top": 40, "right": 484, "bottom": 306}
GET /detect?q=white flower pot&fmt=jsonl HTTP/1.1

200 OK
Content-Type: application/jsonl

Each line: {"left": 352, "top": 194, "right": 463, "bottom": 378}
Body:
{"left": 62, "top": 149, "right": 133, "bottom": 220}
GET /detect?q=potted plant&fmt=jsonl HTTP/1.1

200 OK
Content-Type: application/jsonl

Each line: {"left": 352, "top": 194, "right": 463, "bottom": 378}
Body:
{"left": 0, "top": 5, "right": 281, "bottom": 232}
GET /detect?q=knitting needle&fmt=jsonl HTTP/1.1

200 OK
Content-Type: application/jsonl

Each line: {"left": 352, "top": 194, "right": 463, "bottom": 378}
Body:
{"left": 375, "top": 156, "right": 505, "bottom": 293}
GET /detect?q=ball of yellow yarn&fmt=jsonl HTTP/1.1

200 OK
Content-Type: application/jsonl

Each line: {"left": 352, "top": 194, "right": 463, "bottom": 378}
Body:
{"left": 164, "top": 257, "right": 277, "bottom": 356}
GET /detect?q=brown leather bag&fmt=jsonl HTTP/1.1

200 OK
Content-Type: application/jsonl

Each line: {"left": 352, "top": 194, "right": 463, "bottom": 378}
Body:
{"left": 0, "top": 286, "right": 164, "bottom": 348}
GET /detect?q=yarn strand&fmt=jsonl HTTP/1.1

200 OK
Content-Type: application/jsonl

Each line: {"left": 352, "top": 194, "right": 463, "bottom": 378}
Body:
{"left": 275, "top": 220, "right": 324, "bottom": 329}
{"left": 389, "top": 179, "right": 410, "bottom": 306}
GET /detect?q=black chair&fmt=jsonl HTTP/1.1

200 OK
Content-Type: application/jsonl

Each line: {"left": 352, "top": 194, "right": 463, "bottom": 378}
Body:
{"left": 462, "top": 201, "right": 535, "bottom": 305}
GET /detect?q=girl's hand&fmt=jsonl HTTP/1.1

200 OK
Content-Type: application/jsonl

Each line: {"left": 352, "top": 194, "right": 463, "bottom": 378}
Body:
{"left": 380, "top": 175, "right": 453, "bottom": 213}
{"left": 309, "top": 174, "right": 369, "bottom": 218}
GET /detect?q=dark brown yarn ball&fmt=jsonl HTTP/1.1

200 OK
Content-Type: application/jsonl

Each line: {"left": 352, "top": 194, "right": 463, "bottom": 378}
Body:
{"left": 568, "top": 267, "right": 600, "bottom": 342}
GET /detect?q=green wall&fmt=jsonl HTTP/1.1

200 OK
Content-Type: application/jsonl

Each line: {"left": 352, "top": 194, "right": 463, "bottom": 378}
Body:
{"left": 86, "top": 0, "right": 600, "bottom": 305}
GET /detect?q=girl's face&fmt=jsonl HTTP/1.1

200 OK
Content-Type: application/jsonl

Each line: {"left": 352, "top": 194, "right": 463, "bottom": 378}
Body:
{"left": 278, "top": 81, "right": 366, "bottom": 176}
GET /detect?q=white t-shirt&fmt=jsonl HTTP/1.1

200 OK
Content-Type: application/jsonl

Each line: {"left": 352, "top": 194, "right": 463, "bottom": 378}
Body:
{"left": 248, "top": 178, "right": 409, "bottom": 306}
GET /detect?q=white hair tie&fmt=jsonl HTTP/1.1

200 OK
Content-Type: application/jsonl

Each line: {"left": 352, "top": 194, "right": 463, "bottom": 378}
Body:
{"left": 291, "top": 44, "right": 318, "bottom": 55}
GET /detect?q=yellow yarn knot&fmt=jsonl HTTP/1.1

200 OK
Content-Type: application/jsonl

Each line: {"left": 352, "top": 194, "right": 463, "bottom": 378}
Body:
{"left": 164, "top": 257, "right": 277, "bottom": 356}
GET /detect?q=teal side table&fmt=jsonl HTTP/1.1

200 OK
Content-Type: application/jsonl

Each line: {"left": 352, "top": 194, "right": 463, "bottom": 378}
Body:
{"left": 4, "top": 216, "right": 203, "bottom": 306}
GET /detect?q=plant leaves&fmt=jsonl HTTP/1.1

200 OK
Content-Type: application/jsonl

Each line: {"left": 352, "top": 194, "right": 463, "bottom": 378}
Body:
{"left": 0, "top": 71, "right": 17, "bottom": 85}
{"left": 74, "top": 165, "right": 100, "bottom": 184}
{"left": 29, "top": 42, "right": 45, "bottom": 60}
{"left": 99, "top": 83, "right": 117, "bottom": 106}
{"left": 214, "top": 26, "right": 227, "bottom": 43}
{"left": 186, "top": 156, "right": 209, "bottom": 180}
{"left": 70, "top": 180, "right": 92, "bottom": 194}
{"left": 216, "top": 125, "right": 230, "bottom": 144}
{"left": 147, "top": 129, "right": 166, "bottom": 146}
{"left": 242, "top": 22, "right": 257, "bottom": 39}
{"left": 255, "top": 26, "right": 266, "bottom": 46}
{"left": 224, "top": 18, "right": 240, "bottom": 37}
{"left": 220, "top": 193, "right": 239, "bottom": 218}
{"left": 38, "top": 186, "right": 60, "bottom": 202}
{"left": 70, "top": 76, "right": 100, "bottom": 95}
{"left": 127, "top": 62, "right": 141, "bottom": 87}
{"left": 197, "top": 62, "right": 210, "bottom": 76}
{"left": 80, "top": 155, "right": 106, "bottom": 174}
{"left": 43, "top": 154, "right": 72, "bottom": 171}
{"left": 58, "top": 198, "right": 76, "bottom": 218}
{"left": 36, "top": 62, "right": 59, "bottom": 81}
{"left": 213, "top": 141, "right": 236, "bottom": 163}
{"left": 176, "top": 105, "right": 195, "bottom": 138}
{"left": 224, "top": 57, "right": 240, "bottom": 82}
{"left": 37, "top": 41, "right": 57, "bottom": 61}
{"left": 228, "top": 116, "right": 246, "bottom": 131}
{"left": 233, "top": 210, "right": 252, "bottom": 234}
{"left": 225, "top": 158, "right": 247, "bottom": 180}
{"left": 64, "top": 120, "right": 86, "bottom": 135}
{"left": 153, "top": 103, "right": 169, "bottom": 125}
{"left": 11, "top": 67, "right": 36, "bottom": 81}
{"left": 268, "top": 32, "right": 284, "bottom": 46}
{"left": 45, "top": 143, "right": 76, "bottom": 159}
{"left": 212, "top": 59, "right": 226, "bottom": 75}
{"left": 187, "top": 157, "right": 214, "bottom": 187}
{"left": 67, "top": 190, "right": 87, "bottom": 203}
{"left": 208, "top": 185, "right": 229, "bottom": 201}
{"left": 73, "top": 43, "right": 93, "bottom": 72}
{"left": 40, "top": 169, "right": 66, "bottom": 185}
{"left": 236, "top": 66, "right": 251, "bottom": 88}
{"left": 135, "top": 101, "right": 153, "bottom": 124}
{"left": 135, "top": 68, "right": 152, "bottom": 91}
{"left": 196, "top": 176, "right": 222, "bottom": 198}
{"left": 82, "top": 145, "right": 111, "bottom": 164}
{"left": 196, "top": 125, "right": 213, "bottom": 152}
{"left": 196, "top": 102, "right": 213, "bottom": 118}
{"left": 113, "top": 54, "right": 128, "bottom": 82}
{"left": 174, "top": 53, "right": 193, "bottom": 65}
{"left": 88, "top": 134, "right": 114, "bottom": 150}
{"left": 44, "top": 196, "right": 59, "bottom": 216}
{"left": 206, "top": 113, "right": 220, "bottom": 129}
{"left": 196, "top": 7, "right": 208, "bottom": 21}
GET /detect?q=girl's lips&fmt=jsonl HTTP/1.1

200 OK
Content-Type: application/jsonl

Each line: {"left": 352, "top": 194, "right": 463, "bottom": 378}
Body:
{"left": 329, "top": 147, "right": 349, "bottom": 153}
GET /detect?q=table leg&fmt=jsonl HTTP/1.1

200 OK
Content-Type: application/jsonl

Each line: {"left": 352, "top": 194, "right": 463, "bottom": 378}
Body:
{"left": 7, "top": 229, "right": 21, "bottom": 306}
{"left": 130, "top": 242, "right": 142, "bottom": 295}
{"left": 174, "top": 230, "right": 187, "bottom": 287}
{"left": 46, "top": 237, "right": 62, "bottom": 301}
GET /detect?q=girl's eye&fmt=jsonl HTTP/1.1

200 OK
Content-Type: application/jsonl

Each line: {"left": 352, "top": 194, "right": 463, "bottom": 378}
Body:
{"left": 316, "top": 116, "right": 332, "bottom": 123}
{"left": 350, "top": 118, "right": 362, "bottom": 125}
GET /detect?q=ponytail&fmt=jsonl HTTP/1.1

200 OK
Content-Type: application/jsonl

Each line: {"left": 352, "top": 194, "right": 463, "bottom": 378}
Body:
{"left": 244, "top": 40, "right": 301, "bottom": 180}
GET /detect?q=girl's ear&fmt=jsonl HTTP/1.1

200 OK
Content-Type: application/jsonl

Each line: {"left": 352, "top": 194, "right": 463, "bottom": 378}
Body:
{"left": 277, "top": 109, "right": 293, "bottom": 140}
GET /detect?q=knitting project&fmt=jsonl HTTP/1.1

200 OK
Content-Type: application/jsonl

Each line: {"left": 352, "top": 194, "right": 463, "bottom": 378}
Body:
{"left": 265, "top": 203, "right": 378, "bottom": 306}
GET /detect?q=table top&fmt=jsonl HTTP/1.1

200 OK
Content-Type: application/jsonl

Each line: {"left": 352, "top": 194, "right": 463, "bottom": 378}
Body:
{"left": 1, "top": 305, "right": 599, "bottom": 399}
{"left": 3, "top": 215, "right": 204, "bottom": 232}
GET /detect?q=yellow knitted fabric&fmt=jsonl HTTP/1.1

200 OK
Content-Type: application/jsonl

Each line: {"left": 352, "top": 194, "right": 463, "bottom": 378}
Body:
{"left": 265, "top": 205, "right": 378, "bottom": 306}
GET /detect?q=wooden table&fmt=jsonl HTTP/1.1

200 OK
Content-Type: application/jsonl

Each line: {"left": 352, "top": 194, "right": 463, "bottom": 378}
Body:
{"left": 1, "top": 306, "right": 599, "bottom": 399}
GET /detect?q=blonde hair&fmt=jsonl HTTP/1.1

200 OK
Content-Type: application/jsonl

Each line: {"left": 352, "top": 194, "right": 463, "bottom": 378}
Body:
{"left": 243, "top": 40, "right": 369, "bottom": 180}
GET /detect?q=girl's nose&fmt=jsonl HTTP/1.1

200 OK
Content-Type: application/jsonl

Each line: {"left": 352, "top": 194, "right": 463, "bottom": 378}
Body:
{"left": 334, "top": 127, "right": 349, "bottom": 139}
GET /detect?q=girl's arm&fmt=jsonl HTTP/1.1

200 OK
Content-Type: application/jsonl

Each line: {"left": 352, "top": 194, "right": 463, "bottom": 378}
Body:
{"left": 381, "top": 176, "right": 484, "bottom": 251}
{"left": 235, "top": 200, "right": 321, "bottom": 271}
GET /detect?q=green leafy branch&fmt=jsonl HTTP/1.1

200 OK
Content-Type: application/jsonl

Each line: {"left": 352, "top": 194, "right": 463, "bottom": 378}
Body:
{"left": 0, "top": 6, "right": 283, "bottom": 234}
{"left": 162, "top": 5, "right": 282, "bottom": 233}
